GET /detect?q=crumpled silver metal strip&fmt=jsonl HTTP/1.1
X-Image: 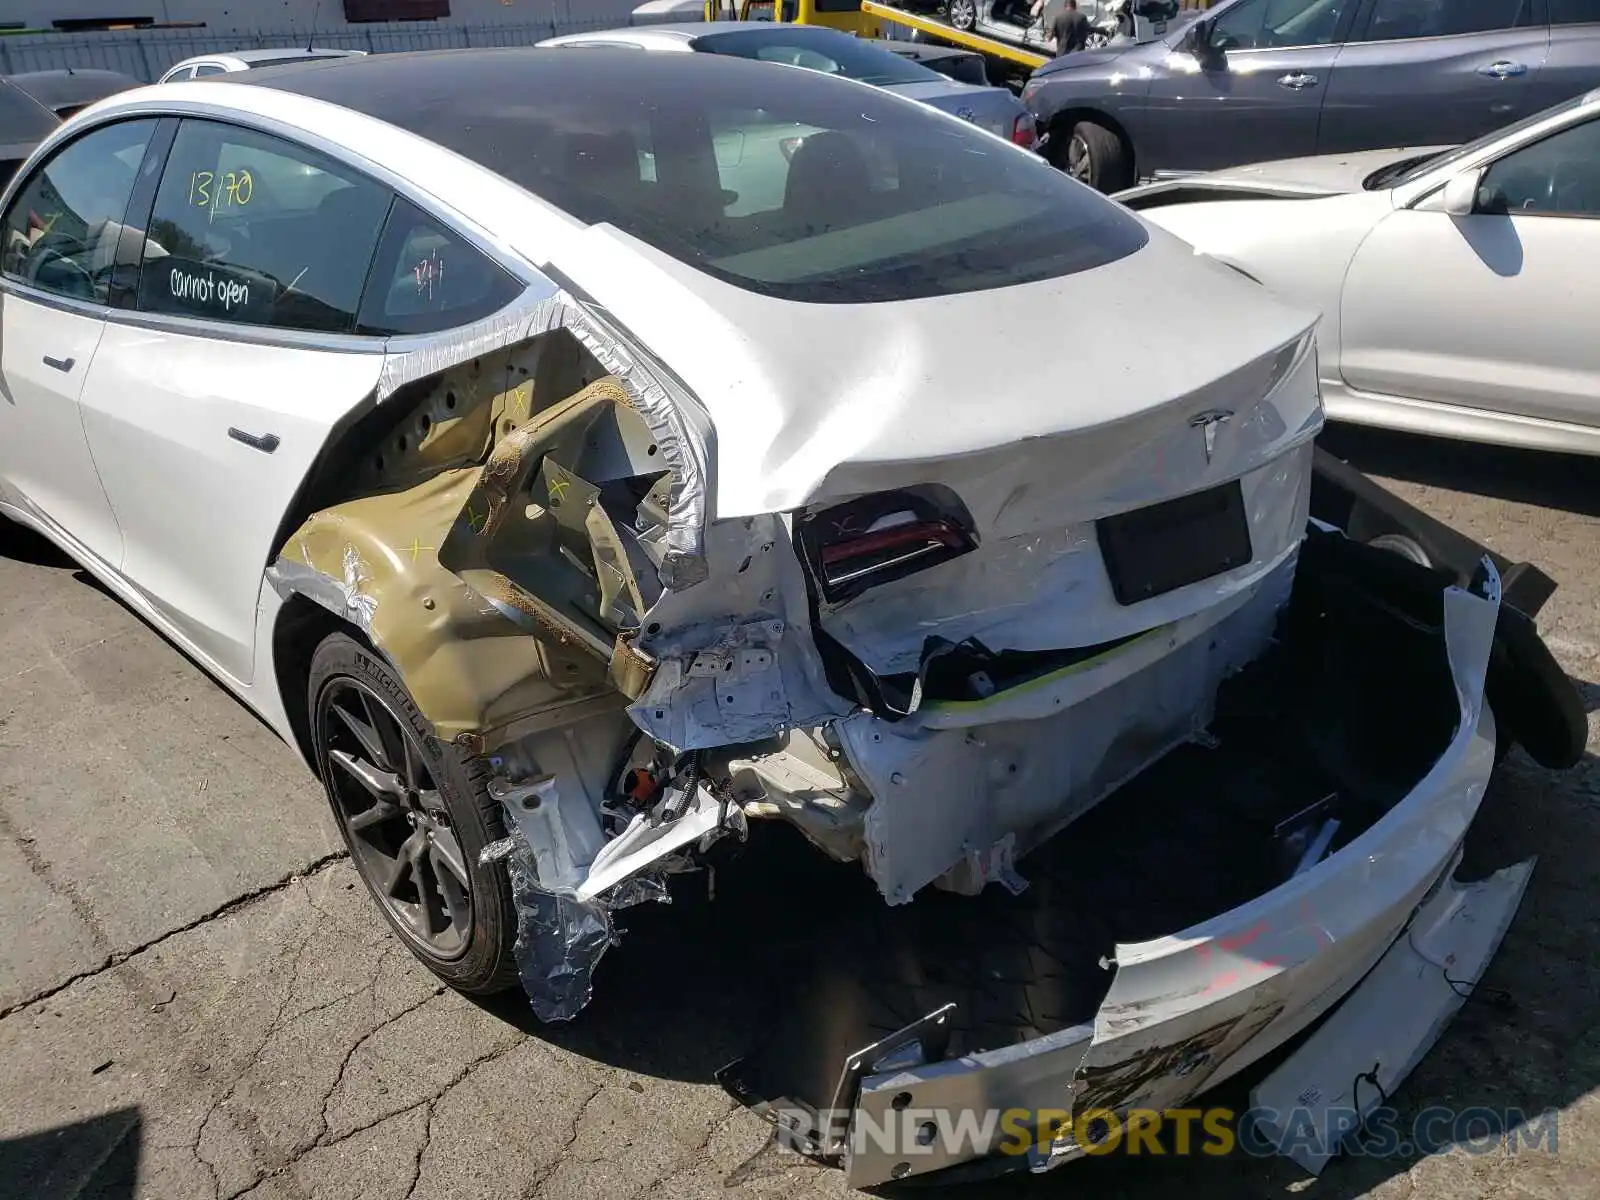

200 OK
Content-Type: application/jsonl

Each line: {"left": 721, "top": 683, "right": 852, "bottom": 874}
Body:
{"left": 375, "top": 283, "right": 711, "bottom": 589}
{"left": 265, "top": 553, "right": 379, "bottom": 635}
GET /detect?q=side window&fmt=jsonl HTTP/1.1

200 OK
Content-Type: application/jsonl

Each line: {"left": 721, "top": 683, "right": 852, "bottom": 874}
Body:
{"left": 192, "top": 63, "right": 228, "bottom": 77}
{"left": 1357, "top": 0, "right": 1532, "bottom": 41}
{"left": 136, "top": 120, "right": 391, "bottom": 332}
{"left": 1, "top": 119, "right": 158, "bottom": 304}
{"left": 1477, "top": 119, "right": 1600, "bottom": 217}
{"left": 1550, "top": 0, "right": 1600, "bottom": 21}
{"left": 355, "top": 198, "right": 521, "bottom": 335}
{"left": 163, "top": 66, "right": 195, "bottom": 82}
{"left": 1212, "top": 0, "right": 1342, "bottom": 49}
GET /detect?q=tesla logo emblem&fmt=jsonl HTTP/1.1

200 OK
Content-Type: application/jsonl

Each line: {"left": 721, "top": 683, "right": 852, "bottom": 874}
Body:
{"left": 1189, "top": 409, "right": 1233, "bottom": 464}
{"left": 956, "top": 107, "right": 976, "bottom": 122}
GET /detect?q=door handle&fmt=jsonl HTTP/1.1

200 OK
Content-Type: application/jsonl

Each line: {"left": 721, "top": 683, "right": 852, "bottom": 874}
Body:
{"left": 1479, "top": 60, "right": 1528, "bottom": 78}
{"left": 1276, "top": 72, "right": 1318, "bottom": 90}
{"left": 42, "top": 355, "right": 75, "bottom": 372}
{"left": 228, "top": 427, "right": 280, "bottom": 454}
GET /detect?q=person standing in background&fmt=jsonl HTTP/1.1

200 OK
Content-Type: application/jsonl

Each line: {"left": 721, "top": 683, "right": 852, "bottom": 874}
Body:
{"left": 1050, "top": 0, "right": 1092, "bottom": 54}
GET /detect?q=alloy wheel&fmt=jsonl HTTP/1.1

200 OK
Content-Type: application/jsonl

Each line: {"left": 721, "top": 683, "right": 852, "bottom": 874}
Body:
{"left": 317, "top": 678, "right": 474, "bottom": 959}
{"left": 948, "top": 0, "right": 977, "bottom": 29}
{"left": 1066, "top": 133, "right": 1094, "bottom": 185}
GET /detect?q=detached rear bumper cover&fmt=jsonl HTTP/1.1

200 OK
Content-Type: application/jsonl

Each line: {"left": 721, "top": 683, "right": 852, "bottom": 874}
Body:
{"left": 837, "top": 541, "right": 1508, "bottom": 1187}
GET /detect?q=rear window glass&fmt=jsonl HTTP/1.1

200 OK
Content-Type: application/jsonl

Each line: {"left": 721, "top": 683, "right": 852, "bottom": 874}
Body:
{"left": 692, "top": 26, "right": 945, "bottom": 86}
{"left": 335, "top": 52, "right": 1143, "bottom": 303}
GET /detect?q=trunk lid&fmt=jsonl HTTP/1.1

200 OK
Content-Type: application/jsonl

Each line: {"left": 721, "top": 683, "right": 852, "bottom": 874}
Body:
{"left": 555, "top": 220, "right": 1321, "bottom": 521}
{"left": 882, "top": 79, "right": 1026, "bottom": 140}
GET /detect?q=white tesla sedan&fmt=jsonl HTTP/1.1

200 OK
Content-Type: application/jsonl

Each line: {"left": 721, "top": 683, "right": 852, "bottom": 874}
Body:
{"left": 1121, "top": 89, "right": 1600, "bottom": 457}
{"left": 0, "top": 48, "right": 1574, "bottom": 1187}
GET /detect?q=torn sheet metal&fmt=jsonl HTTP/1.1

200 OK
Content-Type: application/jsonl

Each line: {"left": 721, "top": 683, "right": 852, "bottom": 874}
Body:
{"left": 490, "top": 773, "right": 606, "bottom": 893}
{"left": 837, "top": 554, "right": 1293, "bottom": 904}
{"left": 376, "top": 280, "right": 714, "bottom": 589}
{"left": 627, "top": 514, "right": 854, "bottom": 752}
{"left": 267, "top": 543, "right": 381, "bottom": 635}
{"left": 267, "top": 464, "right": 613, "bottom": 744}
{"left": 483, "top": 833, "right": 615, "bottom": 1024}
{"left": 577, "top": 781, "right": 744, "bottom": 901}
{"left": 1250, "top": 855, "right": 1535, "bottom": 1176}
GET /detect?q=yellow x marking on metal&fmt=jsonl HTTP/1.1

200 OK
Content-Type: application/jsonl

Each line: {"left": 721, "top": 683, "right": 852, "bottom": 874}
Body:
{"left": 466, "top": 502, "right": 486, "bottom": 533}
{"left": 408, "top": 537, "right": 436, "bottom": 563}
{"left": 548, "top": 478, "right": 570, "bottom": 502}
{"left": 512, "top": 384, "right": 531, "bottom": 417}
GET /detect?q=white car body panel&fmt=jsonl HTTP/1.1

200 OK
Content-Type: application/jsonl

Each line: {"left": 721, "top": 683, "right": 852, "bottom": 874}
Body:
{"left": 1135, "top": 192, "right": 1390, "bottom": 409}
{"left": 158, "top": 49, "right": 363, "bottom": 84}
{"left": 558, "top": 218, "right": 1317, "bottom": 518}
{"left": 1134, "top": 91, "right": 1600, "bottom": 455}
{"left": 1251, "top": 854, "right": 1534, "bottom": 1176}
{"left": 1339, "top": 208, "right": 1600, "bottom": 432}
{"left": 1119, "top": 145, "right": 1451, "bottom": 199}
{"left": 80, "top": 321, "right": 385, "bottom": 682}
{"left": 0, "top": 295, "right": 122, "bottom": 565}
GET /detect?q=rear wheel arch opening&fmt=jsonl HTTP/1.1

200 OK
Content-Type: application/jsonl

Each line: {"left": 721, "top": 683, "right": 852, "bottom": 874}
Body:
{"left": 272, "top": 596, "right": 376, "bottom": 779}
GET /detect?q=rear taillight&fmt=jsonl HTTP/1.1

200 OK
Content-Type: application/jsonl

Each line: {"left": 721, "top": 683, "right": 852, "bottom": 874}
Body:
{"left": 799, "top": 488, "right": 977, "bottom": 603}
{"left": 1011, "top": 114, "right": 1038, "bottom": 149}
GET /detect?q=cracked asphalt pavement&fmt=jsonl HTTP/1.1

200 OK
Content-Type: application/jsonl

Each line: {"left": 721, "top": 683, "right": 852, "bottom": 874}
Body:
{"left": 2, "top": 428, "right": 1598, "bottom": 1200}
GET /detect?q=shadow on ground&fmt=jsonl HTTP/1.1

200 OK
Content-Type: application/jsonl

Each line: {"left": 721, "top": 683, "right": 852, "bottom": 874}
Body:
{"left": 0, "top": 519, "right": 74, "bottom": 570}
{"left": 0, "top": 1107, "right": 141, "bottom": 1200}
{"left": 1319, "top": 424, "right": 1600, "bottom": 519}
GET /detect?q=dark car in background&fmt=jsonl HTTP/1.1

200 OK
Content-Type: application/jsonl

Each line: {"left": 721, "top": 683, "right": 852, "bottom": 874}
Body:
{"left": 0, "top": 77, "right": 59, "bottom": 187}
{"left": 1023, "top": 0, "right": 1600, "bottom": 190}
{"left": 8, "top": 68, "right": 142, "bottom": 119}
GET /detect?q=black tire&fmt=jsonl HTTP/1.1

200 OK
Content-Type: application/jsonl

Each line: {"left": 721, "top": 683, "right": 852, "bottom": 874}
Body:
{"left": 308, "top": 631, "right": 518, "bottom": 995}
{"left": 1064, "top": 118, "right": 1132, "bottom": 193}
{"left": 946, "top": 0, "right": 978, "bottom": 31}
{"left": 1486, "top": 606, "right": 1588, "bottom": 771}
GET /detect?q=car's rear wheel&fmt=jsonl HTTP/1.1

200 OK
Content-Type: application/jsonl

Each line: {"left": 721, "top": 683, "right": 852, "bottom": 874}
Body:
{"left": 947, "top": 0, "right": 978, "bottom": 30}
{"left": 1063, "top": 119, "right": 1131, "bottom": 192}
{"left": 309, "top": 631, "right": 518, "bottom": 994}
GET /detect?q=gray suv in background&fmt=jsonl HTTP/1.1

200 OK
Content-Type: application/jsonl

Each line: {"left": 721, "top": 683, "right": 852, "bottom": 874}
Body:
{"left": 1023, "top": 0, "right": 1600, "bottom": 190}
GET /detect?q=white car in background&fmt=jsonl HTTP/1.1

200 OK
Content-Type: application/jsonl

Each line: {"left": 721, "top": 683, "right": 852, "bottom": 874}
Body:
{"left": 1121, "top": 89, "right": 1600, "bottom": 458}
{"left": 158, "top": 47, "right": 365, "bottom": 83}
{"left": 0, "top": 46, "right": 1580, "bottom": 1190}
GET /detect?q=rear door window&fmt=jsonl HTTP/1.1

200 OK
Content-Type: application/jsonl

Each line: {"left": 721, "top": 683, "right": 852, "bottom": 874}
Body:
{"left": 1355, "top": 0, "right": 1535, "bottom": 40}
{"left": 1550, "top": 0, "right": 1600, "bottom": 20}
{"left": 135, "top": 119, "right": 391, "bottom": 332}
{"left": 1211, "top": 0, "right": 1345, "bottom": 49}
{"left": 356, "top": 197, "right": 521, "bottom": 335}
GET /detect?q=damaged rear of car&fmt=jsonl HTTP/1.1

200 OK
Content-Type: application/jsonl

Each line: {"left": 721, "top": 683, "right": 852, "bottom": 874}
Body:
{"left": 214, "top": 49, "right": 1586, "bottom": 1187}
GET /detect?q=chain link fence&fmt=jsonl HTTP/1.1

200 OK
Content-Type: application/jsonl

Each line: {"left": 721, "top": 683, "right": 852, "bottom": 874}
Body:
{"left": 0, "top": 16, "right": 627, "bottom": 81}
